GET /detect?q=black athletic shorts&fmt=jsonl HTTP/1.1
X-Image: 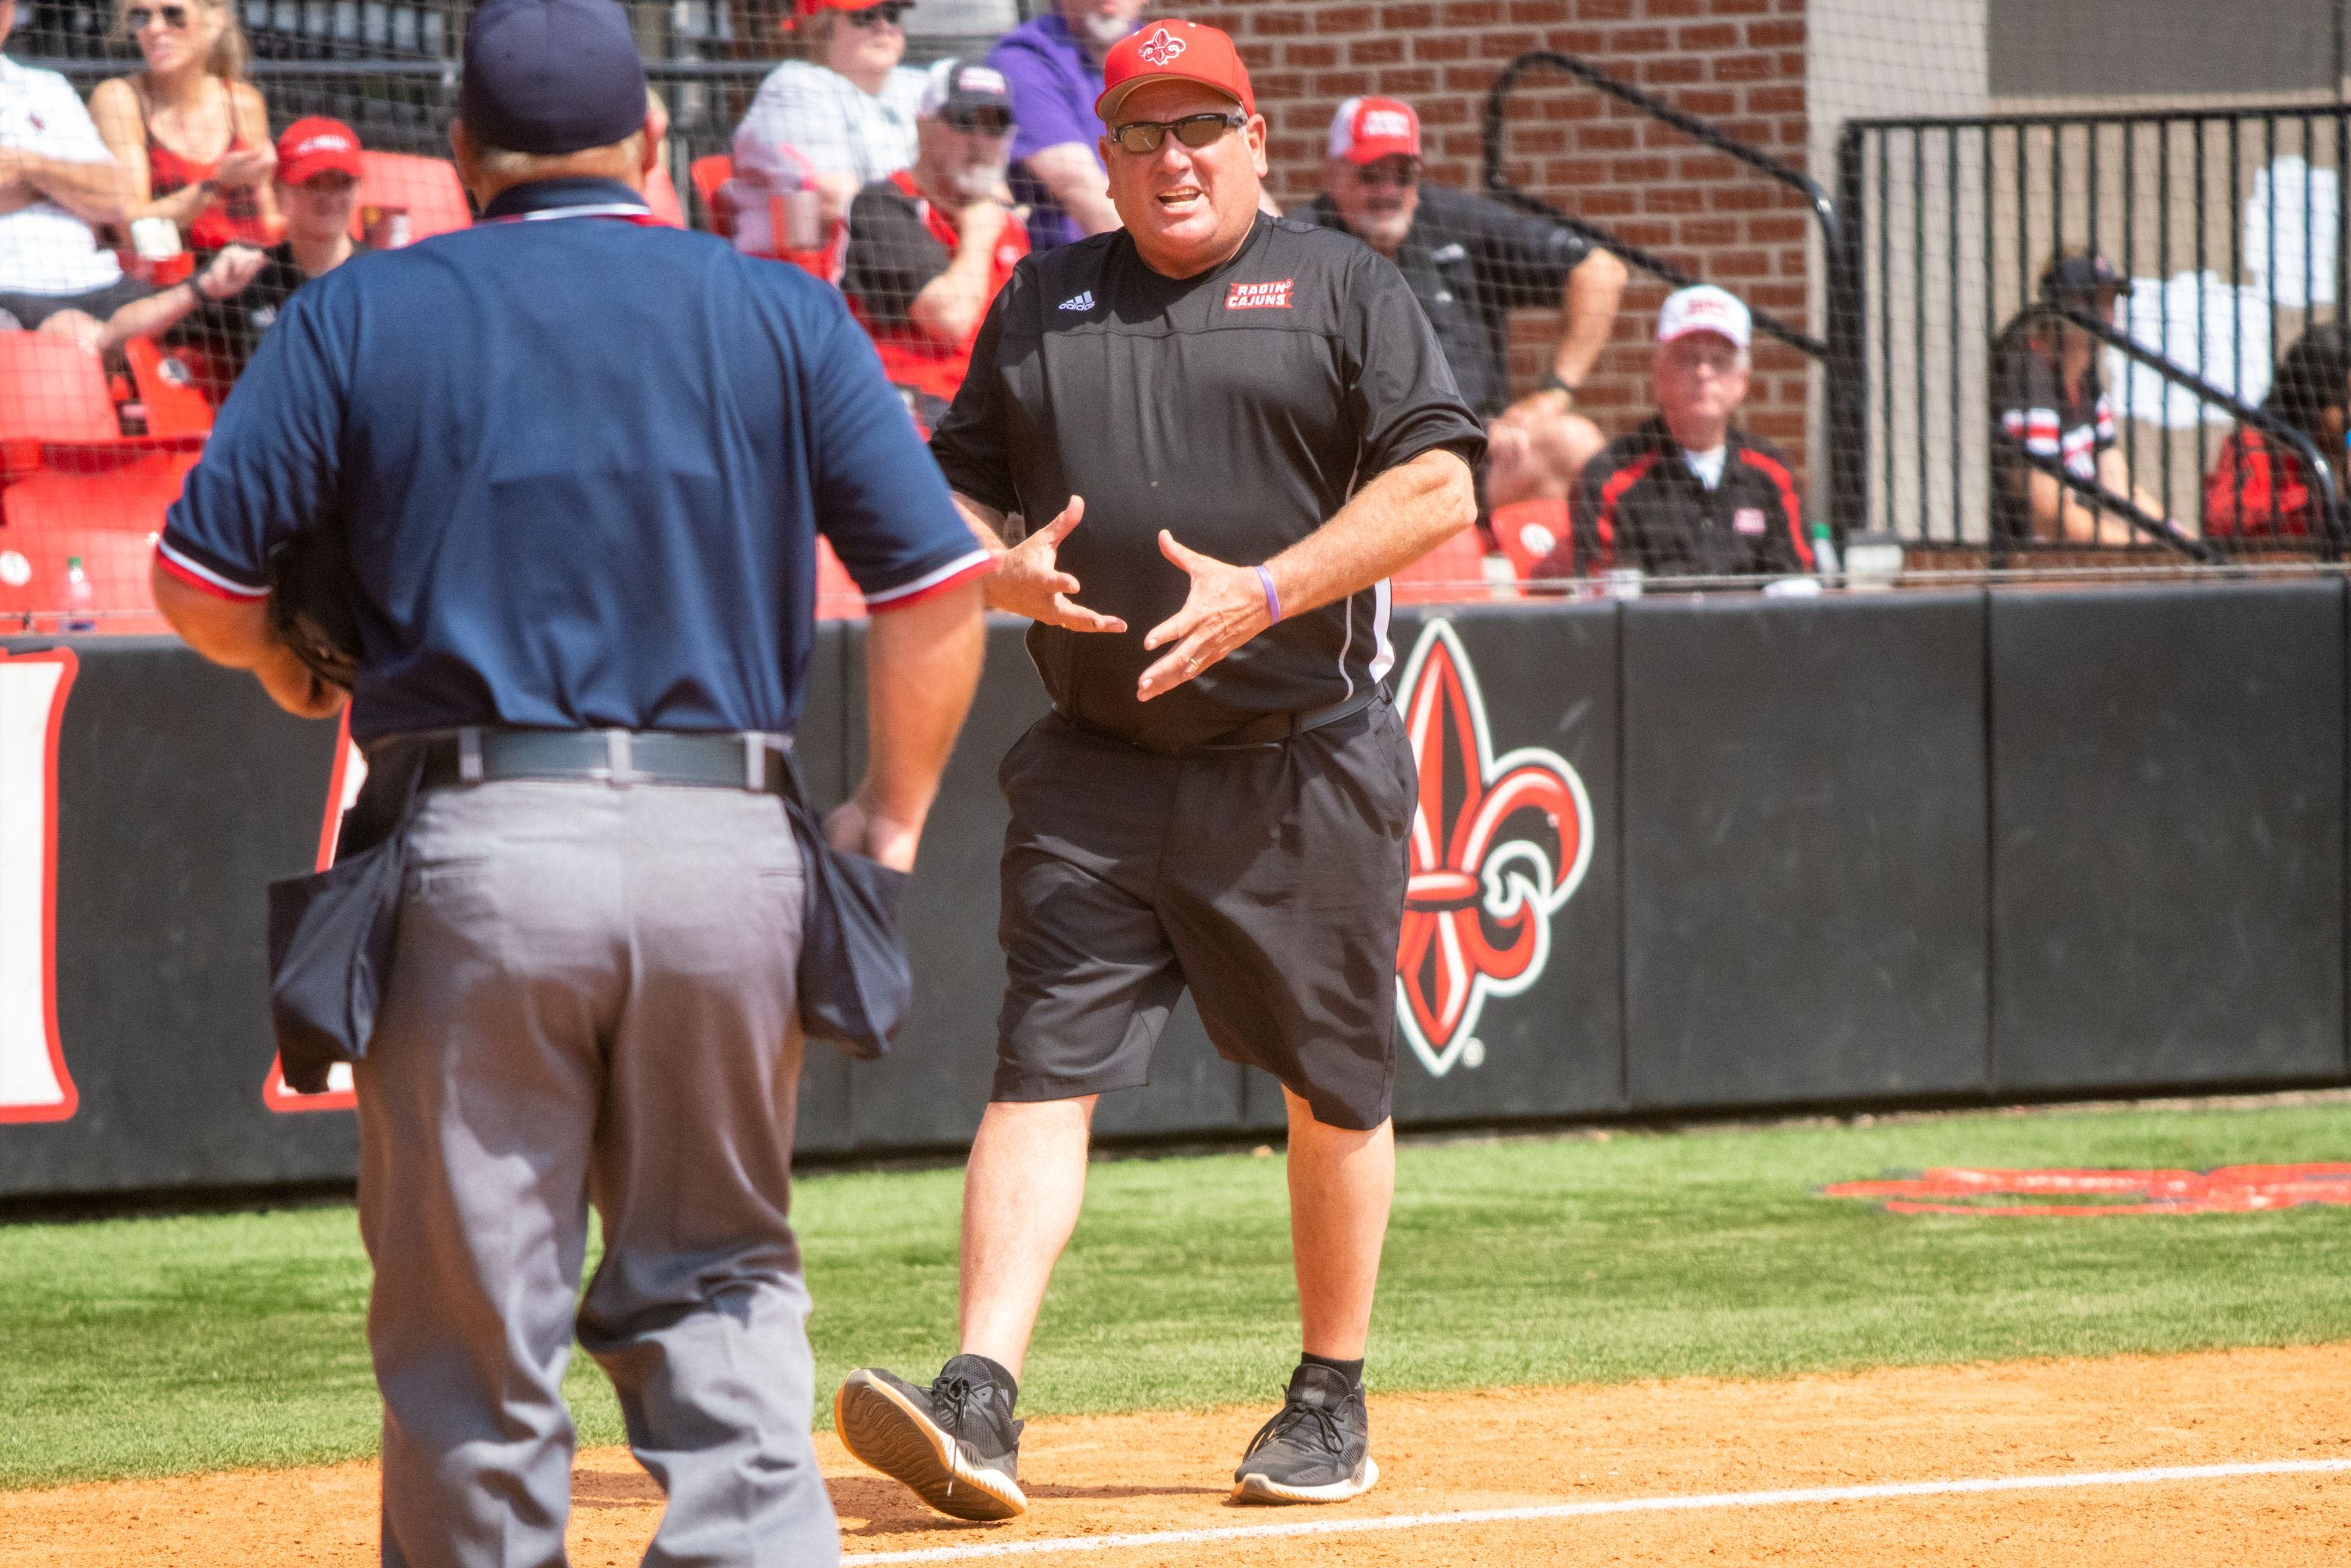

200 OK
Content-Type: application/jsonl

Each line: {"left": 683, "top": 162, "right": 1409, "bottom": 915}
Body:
{"left": 993, "top": 692, "right": 1416, "bottom": 1131}
{"left": 0, "top": 274, "right": 154, "bottom": 333}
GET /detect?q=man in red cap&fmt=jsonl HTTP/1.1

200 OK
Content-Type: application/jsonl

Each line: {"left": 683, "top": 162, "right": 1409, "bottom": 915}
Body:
{"left": 172, "top": 115, "right": 368, "bottom": 396}
{"left": 1312, "top": 95, "right": 1626, "bottom": 516}
{"left": 835, "top": 17, "right": 1485, "bottom": 1521}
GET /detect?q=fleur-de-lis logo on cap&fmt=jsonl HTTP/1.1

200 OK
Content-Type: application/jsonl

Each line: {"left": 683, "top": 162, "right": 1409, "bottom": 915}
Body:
{"left": 1136, "top": 27, "right": 1186, "bottom": 67}
{"left": 1392, "top": 620, "right": 1592, "bottom": 1077}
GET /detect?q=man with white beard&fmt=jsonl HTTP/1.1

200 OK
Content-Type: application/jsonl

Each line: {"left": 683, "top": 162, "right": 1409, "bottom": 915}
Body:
{"left": 839, "top": 58, "right": 1030, "bottom": 426}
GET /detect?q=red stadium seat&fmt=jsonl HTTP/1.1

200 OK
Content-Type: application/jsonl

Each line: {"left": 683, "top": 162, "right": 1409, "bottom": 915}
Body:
{"left": 0, "top": 336, "right": 121, "bottom": 446}
{"left": 690, "top": 154, "right": 734, "bottom": 236}
{"left": 1492, "top": 497, "right": 1569, "bottom": 580}
{"left": 122, "top": 337, "right": 216, "bottom": 437}
{"left": 351, "top": 151, "right": 473, "bottom": 246}
{"left": 1389, "top": 527, "right": 1496, "bottom": 605}
{"left": 3, "top": 447, "right": 201, "bottom": 534}
{"left": 645, "top": 163, "right": 687, "bottom": 229}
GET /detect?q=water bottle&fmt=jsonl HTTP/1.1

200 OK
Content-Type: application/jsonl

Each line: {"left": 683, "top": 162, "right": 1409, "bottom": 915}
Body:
{"left": 1809, "top": 523, "right": 1840, "bottom": 581}
{"left": 63, "top": 556, "right": 96, "bottom": 632}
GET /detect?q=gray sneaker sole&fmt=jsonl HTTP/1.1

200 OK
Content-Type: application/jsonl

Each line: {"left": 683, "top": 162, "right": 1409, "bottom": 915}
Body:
{"left": 834, "top": 1369, "right": 1028, "bottom": 1523}
{"left": 1231, "top": 1453, "right": 1379, "bottom": 1505}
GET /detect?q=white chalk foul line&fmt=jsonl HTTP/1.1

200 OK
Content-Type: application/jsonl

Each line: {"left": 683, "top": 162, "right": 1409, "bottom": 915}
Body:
{"left": 845, "top": 1457, "right": 2351, "bottom": 1563}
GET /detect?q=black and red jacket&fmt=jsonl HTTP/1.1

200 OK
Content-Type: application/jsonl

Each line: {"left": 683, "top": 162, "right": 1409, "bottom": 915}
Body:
{"left": 1534, "top": 416, "right": 1812, "bottom": 581}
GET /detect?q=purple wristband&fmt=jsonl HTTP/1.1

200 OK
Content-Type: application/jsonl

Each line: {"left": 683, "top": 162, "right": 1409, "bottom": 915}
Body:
{"left": 1255, "top": 564, "right": 1283, "bottom": 625}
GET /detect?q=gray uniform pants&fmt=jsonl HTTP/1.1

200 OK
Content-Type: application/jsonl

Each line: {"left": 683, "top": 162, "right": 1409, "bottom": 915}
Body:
{"left": 355, "top": 779, "right": 839, "bottom": 1568}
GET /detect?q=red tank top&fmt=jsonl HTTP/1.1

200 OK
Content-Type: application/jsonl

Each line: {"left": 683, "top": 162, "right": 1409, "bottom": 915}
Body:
{"left": 137, "top": 79, "right": 273, "bottom": 252}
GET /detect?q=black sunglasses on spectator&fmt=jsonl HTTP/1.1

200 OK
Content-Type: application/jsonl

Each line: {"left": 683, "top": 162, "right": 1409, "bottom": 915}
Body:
{"left": 842, "top": 1, "right": 913, "bottom": 27}
{"left": 1109, "top": 113, "right": 1247, "bottom": 155}
{"left": 1352, "top": 158, "right": 1420, "bottom": 189}
{"left": 125, "top": 4, "right": 191, "bottom": 28}
{"left": 943, "top": 108, "right": 1015, "bottom": 137}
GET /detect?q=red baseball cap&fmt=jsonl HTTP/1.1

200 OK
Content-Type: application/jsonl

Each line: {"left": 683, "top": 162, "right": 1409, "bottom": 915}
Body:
{"left": 1328, "top": 96, "right": 1420, "bottom": 164}
{"left": 274, "top": 117, "right": 364, "bottom": 185}
{"left": 1096, "top": 20, "right": 1255, "bottom": 125}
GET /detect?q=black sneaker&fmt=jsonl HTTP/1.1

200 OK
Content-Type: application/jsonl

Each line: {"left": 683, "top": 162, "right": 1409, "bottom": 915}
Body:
{"left": 835, "top": 1355, "right": 1027, "bottom": 1521}
{"left": 1230, "top": 1363, "right": 1378, "bottom": 1505}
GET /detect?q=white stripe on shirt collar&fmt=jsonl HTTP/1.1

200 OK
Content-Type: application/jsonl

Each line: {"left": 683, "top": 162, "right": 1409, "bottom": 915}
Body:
{"left": 509, "top": 202, "right": 654, "bottom": 221}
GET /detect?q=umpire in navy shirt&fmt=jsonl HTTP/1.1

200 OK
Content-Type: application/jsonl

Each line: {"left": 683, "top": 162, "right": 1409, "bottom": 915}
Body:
{"left": 150, "top": 2, "right": 990, "bottom": 1562}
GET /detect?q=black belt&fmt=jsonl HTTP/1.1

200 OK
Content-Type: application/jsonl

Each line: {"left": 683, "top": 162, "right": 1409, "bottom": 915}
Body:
{"left": 1065, "top": 686, "right": 1388, "bottom": 755}
{"left": 395, "top": 728, "right": 792, "bottom": 791}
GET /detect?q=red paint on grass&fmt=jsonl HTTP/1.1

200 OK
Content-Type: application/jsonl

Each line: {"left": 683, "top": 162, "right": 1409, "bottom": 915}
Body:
{"left": 1824, "top": 1164, "right": 2351, "bottom": 1216}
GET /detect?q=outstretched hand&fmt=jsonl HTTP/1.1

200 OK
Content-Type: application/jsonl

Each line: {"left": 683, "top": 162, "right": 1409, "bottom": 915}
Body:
{"left": 1137, "top": 531, "right": 1274, "bottom": 702}
{"left": 983, "top": 495, "right": 1127, "bottom": 634}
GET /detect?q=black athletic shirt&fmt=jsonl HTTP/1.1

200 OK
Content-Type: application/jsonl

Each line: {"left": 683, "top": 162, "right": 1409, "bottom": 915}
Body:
{"left": 1307, "top": 185, "right": 1593, "bottom": 420}
{"left": 931, "top": 213, "right": 1485, "bottom": 752}
{"left": 170, "top": 241, "right": 371, "bottom": 399}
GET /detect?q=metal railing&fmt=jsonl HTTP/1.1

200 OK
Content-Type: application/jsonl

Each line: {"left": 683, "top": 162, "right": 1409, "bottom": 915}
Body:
{"left": 1839, "top": 103, "right": 2351, "bottom": 552}
{"left": 1481, "top": 50, "right": 1868, "bottom": 538}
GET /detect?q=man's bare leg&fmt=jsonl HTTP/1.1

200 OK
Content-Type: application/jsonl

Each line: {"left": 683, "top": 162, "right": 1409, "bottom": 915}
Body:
{"left": 958, "top": 1094, "right": 1097, "bottom": 1378}
{"left": 1284, "top": 1088, "right": 1394, "bottom": 1360}
{"left": 1227, "top": 1089, "right": 1394, "bottom": 1505}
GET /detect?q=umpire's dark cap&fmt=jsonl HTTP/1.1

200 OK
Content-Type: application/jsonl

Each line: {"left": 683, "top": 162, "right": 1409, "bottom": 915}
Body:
{"left": 461, "top": 0, "right": 647, "bottom": 157}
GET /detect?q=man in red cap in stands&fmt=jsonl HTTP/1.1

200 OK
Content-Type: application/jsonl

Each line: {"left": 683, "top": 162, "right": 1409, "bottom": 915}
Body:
{"left": 833, "top": 17, "right": 1484, "bottom": 1522}
{"left": 173, "top": 115, "right": 368, "bottom": 397}
{"left": 1311, "top": 94, "right": 1626, "bottom": 516}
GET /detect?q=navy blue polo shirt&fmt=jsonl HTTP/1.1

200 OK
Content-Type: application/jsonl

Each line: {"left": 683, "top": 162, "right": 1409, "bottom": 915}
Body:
{"left": 159, "top": 177, "right": 991, "bottom": 744}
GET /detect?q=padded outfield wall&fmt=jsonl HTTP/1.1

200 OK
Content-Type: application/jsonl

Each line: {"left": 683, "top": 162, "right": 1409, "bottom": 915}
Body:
{"left": 2, "top": 581, "right": 2346, "bottom": 1200}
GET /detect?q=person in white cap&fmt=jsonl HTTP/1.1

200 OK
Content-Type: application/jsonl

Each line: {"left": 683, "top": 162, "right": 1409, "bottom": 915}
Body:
{"left": 1532, "top": 284, "right": 1815, "bottom": 582}
{"left": 1310, "top": 94, "right": 1626, "bottom": 513}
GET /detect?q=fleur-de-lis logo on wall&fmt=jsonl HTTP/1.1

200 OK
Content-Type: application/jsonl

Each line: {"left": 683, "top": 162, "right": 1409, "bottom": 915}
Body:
{"left": 1393, "top": 621, "right": 1592, "bottom": 1077}
{"left": 1136, "top": 27, "right": 1186, "bottom": 67}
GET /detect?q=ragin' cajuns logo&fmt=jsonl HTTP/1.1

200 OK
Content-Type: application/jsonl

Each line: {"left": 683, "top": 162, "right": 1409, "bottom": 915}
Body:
{"left": 1392, "top": 621, "right": 1592, "bottom": 1077}
{"left": 1825, "top": 1164, "right": 2351, "bottom": 1217}
{"left": 0, "top": 649, "right": 79, "bottom": 1124}
{"left": 1135, "top": 27, "right": 1186, "bottom": 67}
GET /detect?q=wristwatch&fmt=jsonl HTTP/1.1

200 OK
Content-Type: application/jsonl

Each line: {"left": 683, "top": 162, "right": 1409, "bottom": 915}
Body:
{"left": 1536, "top": 368, "right": 1578, "bottom": 406}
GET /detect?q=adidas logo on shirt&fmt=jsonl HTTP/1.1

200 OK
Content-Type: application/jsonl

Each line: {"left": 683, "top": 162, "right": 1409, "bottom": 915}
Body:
{"left": 1059, "top": 291, "right": 1096, "bottom": 312}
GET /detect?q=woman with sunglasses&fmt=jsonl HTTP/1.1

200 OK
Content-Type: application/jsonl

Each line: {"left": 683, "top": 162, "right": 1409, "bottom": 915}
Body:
{"left": 734, "top": 0, "right": 926, "bottom": 235}
{"left": 88, "top": 0, "right": 278, "bottom": 255}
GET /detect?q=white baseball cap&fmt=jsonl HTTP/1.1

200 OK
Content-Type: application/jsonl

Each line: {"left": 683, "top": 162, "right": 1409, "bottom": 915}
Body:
{"left": 1655, "top": 284, "right": 1751, "bottom": 350}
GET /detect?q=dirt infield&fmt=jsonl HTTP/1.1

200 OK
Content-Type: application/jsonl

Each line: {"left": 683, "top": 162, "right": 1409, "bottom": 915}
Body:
{"left": 7, "top": 1344, "right": 2349, "bottom": 1566}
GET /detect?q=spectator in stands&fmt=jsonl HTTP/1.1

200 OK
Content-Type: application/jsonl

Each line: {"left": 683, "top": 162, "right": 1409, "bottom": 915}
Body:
{"left": 1531, "top": 286, "right": 1811, "bottom": 584}
{"left": 172, "top": 117, "right": 366, "bottom": 397}
{"left": 734, "top": 0, "right": 926, "bottom": 235}
{"left": 89, "top": 0, "right": 278, "bottom": 257}
{"left": 839, "top": 59, "right": 1027, "bottom": 428}
{"left": 1308, "top": 96, "right": 1626, "bottom": 513}
{"left": 988, "top": 0, "right": 1144, "bottom": 248}
{"left": 2203, "top": 324, "right": 2351, "bottom": 540}
{"left": 2, "top": 0, "right": 134, "bottom": 327}
{"left": 1990, "top": 251, "right": 2186, "bottom": 545}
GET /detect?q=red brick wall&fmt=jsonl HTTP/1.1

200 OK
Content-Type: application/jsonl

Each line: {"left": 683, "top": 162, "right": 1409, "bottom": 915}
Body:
{"left": 1183, "top": 0, "right": 1817, "bottom": 487}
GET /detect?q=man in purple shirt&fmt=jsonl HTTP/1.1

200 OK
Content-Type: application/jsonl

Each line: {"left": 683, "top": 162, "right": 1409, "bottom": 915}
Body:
{"left": 987, "top": 0, "right": 1144, "bottom": 248}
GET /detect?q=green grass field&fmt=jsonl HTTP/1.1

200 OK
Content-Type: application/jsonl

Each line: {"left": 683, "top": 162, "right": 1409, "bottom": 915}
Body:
{"left": 2, "top": 1096, "right": 2348, "bottom": 1490}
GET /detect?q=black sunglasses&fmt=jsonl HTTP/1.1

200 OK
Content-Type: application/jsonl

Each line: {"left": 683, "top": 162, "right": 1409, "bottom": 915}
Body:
{"left": 1351, "top": 158, "right": 1420, "bottom": 189}
{"left": 841, "top": 1, "right": 912, "bottom": 27}
{"left": 1108, "top": 112, "right": 1246, "bottom": 156}
{"left": 125, "top": 4, "right": 191, "bottom": 28}
{"left": 942, "top": 108, "right": 1014, "bottom": 136}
